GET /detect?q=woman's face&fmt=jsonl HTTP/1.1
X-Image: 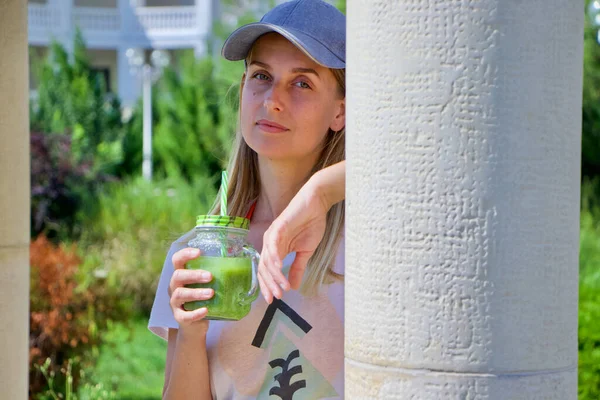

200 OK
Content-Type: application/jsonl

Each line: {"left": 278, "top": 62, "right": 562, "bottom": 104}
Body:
{"left": 240, "top": 33, "right": 345, "bottom": 162}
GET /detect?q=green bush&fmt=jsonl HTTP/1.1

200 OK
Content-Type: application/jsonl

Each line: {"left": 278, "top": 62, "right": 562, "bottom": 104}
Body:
{"left": 579, "top": 180, "right": 600, "bottom": 399}
{"left": 35, "top": 357, "right": 117, "bottom": 400}
{"left": 29, "top": 235, "right": 125, "bottom": 399}
{"left": 84, "top": 318, "right": 166, "bottom": 399}
{"left": 30, "top": 29, "right": 124, "bottom": 177}
{"left": 153, "top": 52, "right": 240, "bottom": 183}
{"left": 30, "top": 132, "right": 91, "bottom": 240}
{"left": 80, "top": 176, "right": 217, "bottom": 315}
{"left": 584, "top": 0, "right": 600, "bottom": 179}
{"left": 579, "top": 220, "right": 600, "bottom": 400}
{"left": 29, "top": 30, "right": 125, "bottom": 242}
{"left": 119, "top": 50, "right": 242, "bottom": 184}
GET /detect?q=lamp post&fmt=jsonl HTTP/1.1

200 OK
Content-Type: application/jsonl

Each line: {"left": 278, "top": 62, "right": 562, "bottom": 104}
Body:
{"left": 126, "top": 48, "right": 170, "bottom": 181}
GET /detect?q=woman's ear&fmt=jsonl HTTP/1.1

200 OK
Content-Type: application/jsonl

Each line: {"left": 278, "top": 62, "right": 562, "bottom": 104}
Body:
{"left": 329, "top": 98, "right": 346, "bottom": 132}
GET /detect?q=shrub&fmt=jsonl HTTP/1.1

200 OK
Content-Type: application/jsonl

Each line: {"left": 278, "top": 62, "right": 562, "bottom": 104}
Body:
{"left": 29, "top": 29, "right": 124, "bottom": 243}
{"left": 152, "top": 52, "right": 239, "bottom": 183}
{"left": 30, "top": 29, "right": 124, "bottom": 177}
{"left": 80, "top": 175, "right": 217, "bottom": 315}
{"left": 29, "top": 235, "right": 125, "bottom": 398}
{"left": 119, "top": 50, "right": 242, "bottom": 184}
{"left": 30, "top": 235, "right": 89, "bottom": 396}
{"left": 30, "top": 131, "right": 105, "bottom": 241}
{"left": 34, "top": 357, "right": 117, "bottom": 400}
{"left": 578, "top": 181, "right": 600, "bottom": 399}
{"left": 579, "top": 245, "right": 600, "bottom": 399}
{"left": 584, "top": 0, "right": 600, "bottom": 179}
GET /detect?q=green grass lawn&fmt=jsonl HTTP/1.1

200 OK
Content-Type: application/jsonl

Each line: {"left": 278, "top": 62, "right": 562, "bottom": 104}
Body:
{"left": 89, "top": 316, "right": 167, "bottom": 400}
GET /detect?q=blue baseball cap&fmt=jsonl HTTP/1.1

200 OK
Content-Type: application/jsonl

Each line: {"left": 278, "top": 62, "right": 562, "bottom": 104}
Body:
{"left": 221, "top": 0, "right": 346, "bottom": 69}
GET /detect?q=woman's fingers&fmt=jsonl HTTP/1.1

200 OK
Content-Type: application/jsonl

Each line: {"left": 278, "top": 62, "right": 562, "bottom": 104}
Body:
{"left": 261, "top": 227, "right": 290, "bottom": 291}
{"left": 263, "top": 242, "right": 289, "bottom": 290}
{"left": 258, "top": 240, "right": 283, "bottom": 303}
{"left": 169, "top": 269, "right": 212, "bottom": 294}
{"left": 169, "top": 247, "right": 212, "bottom": 294}
{"left": 170, "top": 286, "right": 214, "bottom": 307}
{"left": 258, "top": 262, "right": 281, "bottom": 303}
{"left": 169, "top": 247, "right": 214, "bottom": 325}
{"left": 257, "top": 272, "right": 270, "bottom": 304}
{"left": 170, "top": 286, "right": 214, "bottom": 324}
{"left": 173, "top": 306, "right": 208, "bottom": 324}
{"left": 266, "top": 236, "right": 290, "bottom": 289}
{"left": 168, "top": 269, "right": 212, "bottom": 298}
{"left": 172, "top": 247, "right": 201, "bottom": 269}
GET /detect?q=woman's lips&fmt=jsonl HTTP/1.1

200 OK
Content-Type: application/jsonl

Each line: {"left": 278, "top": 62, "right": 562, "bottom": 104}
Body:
{"left": 256, "top": 119, "right": 289, "bottom": 133}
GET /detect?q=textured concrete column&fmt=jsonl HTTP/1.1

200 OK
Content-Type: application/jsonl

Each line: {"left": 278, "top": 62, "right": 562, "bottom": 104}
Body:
{"left": 0, "top": 0, "right": 30, "bottom": 398}
{"left": 346, "top": 1, "right": 582, "bottom": 399}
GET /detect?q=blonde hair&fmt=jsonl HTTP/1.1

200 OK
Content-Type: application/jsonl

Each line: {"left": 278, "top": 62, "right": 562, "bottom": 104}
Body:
{"left": 208, "top": 57, "right": 345, "bottom": 297}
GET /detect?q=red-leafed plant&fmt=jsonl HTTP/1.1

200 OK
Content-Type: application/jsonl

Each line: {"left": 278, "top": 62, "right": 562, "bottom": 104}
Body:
{"left": 29, "top": 235, "right": 125, "bottom": 398}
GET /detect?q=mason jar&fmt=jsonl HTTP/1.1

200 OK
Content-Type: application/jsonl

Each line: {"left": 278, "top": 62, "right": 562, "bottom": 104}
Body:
{"left": 183, "top": 215, "right": 259, "bottom": 321}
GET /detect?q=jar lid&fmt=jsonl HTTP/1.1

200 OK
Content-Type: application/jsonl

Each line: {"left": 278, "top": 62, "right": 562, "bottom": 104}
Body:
{"left": 195, "top": 215, "right": 250, "bottom": 230}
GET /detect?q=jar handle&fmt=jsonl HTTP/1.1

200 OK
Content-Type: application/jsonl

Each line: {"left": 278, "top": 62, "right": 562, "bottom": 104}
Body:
{"left": 240, "top": 245, "right": 260, "bottom": 305}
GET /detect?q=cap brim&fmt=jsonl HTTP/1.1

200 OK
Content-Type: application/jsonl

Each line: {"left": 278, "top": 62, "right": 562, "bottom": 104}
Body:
{"left": 221, "top": 22, "right": 345, "bottom": 69}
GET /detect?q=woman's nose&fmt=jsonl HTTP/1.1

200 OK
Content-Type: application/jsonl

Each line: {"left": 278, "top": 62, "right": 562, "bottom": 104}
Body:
{"left": 263, "top": 85, "right": 284, "bottom": 112}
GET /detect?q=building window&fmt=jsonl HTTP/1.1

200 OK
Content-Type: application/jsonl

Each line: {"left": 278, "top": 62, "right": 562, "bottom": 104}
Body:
{"left": 91, "top": 67, "right": 111, "bottom": 93}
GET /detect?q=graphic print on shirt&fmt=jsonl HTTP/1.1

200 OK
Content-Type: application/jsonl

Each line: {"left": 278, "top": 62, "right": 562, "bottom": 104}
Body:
{"left": 252, "top": 298, "right": 312, "bottom": 349}
{"left": 269, "top": 348, "right": 305, "bottom": 398}
{"left": 252, "top": 299, "right": 338, "bottom": 399}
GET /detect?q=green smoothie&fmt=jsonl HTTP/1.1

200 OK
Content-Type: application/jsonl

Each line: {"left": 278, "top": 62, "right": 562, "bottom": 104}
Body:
{"left": 183, "top": 256, "right": 256, "bottom": 320}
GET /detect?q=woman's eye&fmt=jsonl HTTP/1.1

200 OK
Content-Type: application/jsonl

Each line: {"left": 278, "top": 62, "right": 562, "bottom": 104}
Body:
{"left": 254, "top": 73, "right": 269, "bottom": 81}
{"left": 295, "top": 81, "right": 311, "bottom": 89}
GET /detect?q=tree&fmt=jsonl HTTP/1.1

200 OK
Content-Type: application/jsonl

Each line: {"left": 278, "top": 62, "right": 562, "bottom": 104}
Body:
{"left": 29, "top": 29, "right": 124, "bottom": 239}
{"left": 583, "top": 1, "right": 600, "bottom": 179}
{"left": 30, "top": 28, "right": 124, "bottom": 177}
{"left": 150, "top": 51, "right": 242, "bottom": 183}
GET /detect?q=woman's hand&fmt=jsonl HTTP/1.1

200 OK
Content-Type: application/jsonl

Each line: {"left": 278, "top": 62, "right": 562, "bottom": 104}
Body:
{"left": 258, "top": 161, "right": 345, "bottom": 303}
{"left": 169, "top": 247, "right": 214, "bottom": 331}
{"left": 258, "top": 176, "right": 333, "bottom": 304}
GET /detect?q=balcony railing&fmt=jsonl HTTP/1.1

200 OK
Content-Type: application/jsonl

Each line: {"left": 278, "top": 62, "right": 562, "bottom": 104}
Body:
{"left": 135, "top": 6, "right": 196, "bottom": 32}
{"left": 28, "top": 3, "right": 203, "bottom": 46}
{"left": 28, "top": 3, "right": 60, "bottom": 31}
{"left": 73, "top": 7, "right": 121, "bottom": 32}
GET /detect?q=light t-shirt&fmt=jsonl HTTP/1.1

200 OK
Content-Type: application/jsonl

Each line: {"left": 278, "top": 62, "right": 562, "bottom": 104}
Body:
{"left": 148, "top": 230, "right": 345, "bottom": 399}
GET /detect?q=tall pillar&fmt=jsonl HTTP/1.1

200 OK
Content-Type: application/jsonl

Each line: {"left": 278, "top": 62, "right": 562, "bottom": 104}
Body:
{"left": 119, "top": 0, "right": 137, "bottom": 35}
{"left": 0, "top": 0, "right": 30, "bottom": 398}
{"left": 118, "top": 0, "right": 145, "bottom": 110}
{"left": 345, "top": 1, "right": 582, "bottom": 399}
{"left": 194, "top": 0, "right": 212, "bottom": 58}
{"left": 50, "top": 0, "right": 74, "bottom": 53}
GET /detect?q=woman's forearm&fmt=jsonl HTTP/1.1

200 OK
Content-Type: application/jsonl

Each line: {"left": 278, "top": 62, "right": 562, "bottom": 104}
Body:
{"left": 312, "top": 160, "right": 346, "bottom": 209}
{"left": 164, "top": 327, "right": 212, "bottom": 399}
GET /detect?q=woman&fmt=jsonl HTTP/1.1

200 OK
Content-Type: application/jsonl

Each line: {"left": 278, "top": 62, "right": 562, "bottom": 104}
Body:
{"left": 149, "top": 1, "right": 347, "bottom": 398}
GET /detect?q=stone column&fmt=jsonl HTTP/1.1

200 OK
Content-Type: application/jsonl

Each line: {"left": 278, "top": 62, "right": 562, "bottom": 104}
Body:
{"left": 345, "top": 1, "right": 582, "bottom": 399}
{"left": 0, "top": 0, "right": 30, "bottom": 398}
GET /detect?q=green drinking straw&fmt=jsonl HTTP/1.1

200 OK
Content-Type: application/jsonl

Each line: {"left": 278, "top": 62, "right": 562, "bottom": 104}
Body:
{"left": 220, "top": 171, "right": 229, "bottom": 257}
{"left": 221, "top": 170, "right": 228, "bottom": 217}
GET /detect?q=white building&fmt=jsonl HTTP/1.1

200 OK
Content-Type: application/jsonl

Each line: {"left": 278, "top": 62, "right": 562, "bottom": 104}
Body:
{"left": 27, "top": 0, "right": 271, "bottom": 107}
